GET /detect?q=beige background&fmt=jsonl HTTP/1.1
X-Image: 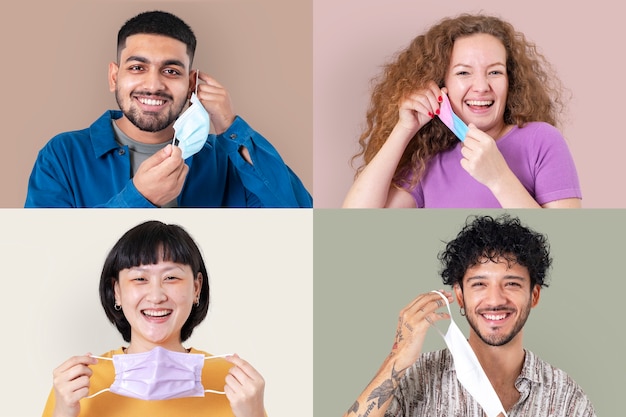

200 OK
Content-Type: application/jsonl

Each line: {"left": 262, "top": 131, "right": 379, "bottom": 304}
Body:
{"left": 2, "top": 0, "right": 312, "bottom": 207}
{"left": 0, "top": 209, "right": 312, "bottom": 417}
{"left": 314, "top": 209, "right": 624, "bottom": 416}
{"left": 314, "top": 0, "right": 624, "bottom": 207}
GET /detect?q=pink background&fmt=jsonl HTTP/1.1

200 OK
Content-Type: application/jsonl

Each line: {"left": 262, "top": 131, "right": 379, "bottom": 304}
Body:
{"left": 314, "top": 0, "right": 624, "bottom": 207}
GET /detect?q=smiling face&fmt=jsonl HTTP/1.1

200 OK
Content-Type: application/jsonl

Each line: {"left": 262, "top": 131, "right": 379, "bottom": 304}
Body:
{"left": 108, "top": 33, "right": 193, "bottom": 144}
{"left": 444, "top": 33, "right": 509, "bottom": 139}
{"left": 114, "top": 260, "right": 201, "bottom": 353}
{"left": 454, "top": 257, "right": 540, "bottom": 348}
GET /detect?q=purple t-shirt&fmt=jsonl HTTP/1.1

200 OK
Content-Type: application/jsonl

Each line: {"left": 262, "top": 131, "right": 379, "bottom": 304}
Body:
{"left": 408, "top": 122, "right": 582, "bottom": 208}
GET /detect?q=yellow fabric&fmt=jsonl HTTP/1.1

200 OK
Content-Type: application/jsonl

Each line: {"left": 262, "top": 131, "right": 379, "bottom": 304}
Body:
{"left": 42, "top": 347, "right": 235, "bottom": 417}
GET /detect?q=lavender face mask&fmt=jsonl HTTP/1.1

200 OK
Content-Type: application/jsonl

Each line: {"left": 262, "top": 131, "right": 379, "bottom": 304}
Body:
{"left": 87, "top": 346, "right": 230, "bottom": 401}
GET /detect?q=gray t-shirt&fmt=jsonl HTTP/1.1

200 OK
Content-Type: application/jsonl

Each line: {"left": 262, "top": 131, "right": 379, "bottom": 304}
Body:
{"left": 112, "top": 121, "right": 177, "bottom": 207}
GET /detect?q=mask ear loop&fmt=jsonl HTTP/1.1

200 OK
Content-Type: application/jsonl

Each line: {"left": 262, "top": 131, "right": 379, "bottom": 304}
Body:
{"left": 203, "top": 353, "right": 233, "bottom": 395}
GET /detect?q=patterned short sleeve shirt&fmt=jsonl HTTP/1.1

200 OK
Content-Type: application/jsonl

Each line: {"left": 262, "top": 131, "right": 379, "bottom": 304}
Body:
{"left": 385, "top": 349, "right": 596, "bottom": 417}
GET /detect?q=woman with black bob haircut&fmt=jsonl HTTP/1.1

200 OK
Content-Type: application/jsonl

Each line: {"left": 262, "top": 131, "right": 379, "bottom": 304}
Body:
{"left": 100, "top": 220, "right": 210, "bottom": 343}
{"left": 43, "top": 220, "right": 266, "bottom": 417}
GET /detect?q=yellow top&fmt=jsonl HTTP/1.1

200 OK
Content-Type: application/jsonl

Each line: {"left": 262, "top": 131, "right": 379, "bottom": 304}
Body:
{"left": 42, "top": 347, "right": 235, "bottom": 417}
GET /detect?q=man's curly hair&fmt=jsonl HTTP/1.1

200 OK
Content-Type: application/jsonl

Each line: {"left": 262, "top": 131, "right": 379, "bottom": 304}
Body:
{"left": 438, "top": 214, "right": 552, "bottom": 290}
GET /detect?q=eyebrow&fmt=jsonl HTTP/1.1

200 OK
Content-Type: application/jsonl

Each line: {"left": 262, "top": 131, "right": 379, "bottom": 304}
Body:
{"left": 466, "top": 275, "right": 527, "bottom": 282}
{"left": 124, "top": 55, "right": 187, "bottom": 69}
{"left": 128, "top": 264, "right": 186, "bottom": 274}
{"left": 451, "top": 62, "right": 506, "bottom": 69}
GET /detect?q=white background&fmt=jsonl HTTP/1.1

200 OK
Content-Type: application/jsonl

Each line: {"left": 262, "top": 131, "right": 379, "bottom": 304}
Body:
{"left": 0, "top": 209, "right": 312, "bottom": 417}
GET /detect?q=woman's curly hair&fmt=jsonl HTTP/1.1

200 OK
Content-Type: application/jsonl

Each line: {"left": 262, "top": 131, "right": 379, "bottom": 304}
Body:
{"left": 352, "top": 13, "right": 567, "bottom": 190}
{"left": 438, "top": 214, "right": 552, "bottom": 290}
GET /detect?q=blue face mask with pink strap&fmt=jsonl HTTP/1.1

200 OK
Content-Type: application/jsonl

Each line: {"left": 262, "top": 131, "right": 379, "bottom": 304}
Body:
{"left": 437, "top": 93, "right": 468, "bottom": 142}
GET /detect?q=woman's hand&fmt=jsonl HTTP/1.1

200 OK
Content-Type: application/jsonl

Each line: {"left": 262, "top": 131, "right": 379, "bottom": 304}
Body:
{"left": 389, "top": 290, "right": 453, "bottom": 373}
{"left": 224, "top": 354, "right": 266, "bottom": 417}
{"left": 397, "top": 81, "right": 444, "bottom": 137}
{"left": 51, "top": 354, "right": 98, "bottom": 417}
{"left": 460, "top": 124, "right": 511, "bottom": 190}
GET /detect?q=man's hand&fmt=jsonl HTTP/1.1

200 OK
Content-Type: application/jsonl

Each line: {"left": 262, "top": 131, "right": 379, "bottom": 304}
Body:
{"left": 195, "top": 71, "right": 236, "bottom": 135}
{"left": 388, "top": 289, "right": 454, "bottom": 373}
{"left": 133, "top": 144, "right": 188, "bottom": 206}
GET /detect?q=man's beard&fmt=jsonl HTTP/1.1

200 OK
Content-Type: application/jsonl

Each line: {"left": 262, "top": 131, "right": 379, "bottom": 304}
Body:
{"left": 464, "top": 297, "right": 531, "bottom": 347}
{"left": 116, "top": 90, "right": 185, "bottom": 133}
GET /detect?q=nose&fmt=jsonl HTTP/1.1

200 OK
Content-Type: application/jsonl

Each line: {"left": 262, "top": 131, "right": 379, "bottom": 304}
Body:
{"left": 472, "top": 74, "right": 490, "bottom": 92}
{"left": 146, "top": 280, "right": 167, "bottom": 304}
{"left": 143, "top": 68, "right": 166, "bottom": 92}
{"left": 484, "top": 285, "right": 507, "bottom": 308}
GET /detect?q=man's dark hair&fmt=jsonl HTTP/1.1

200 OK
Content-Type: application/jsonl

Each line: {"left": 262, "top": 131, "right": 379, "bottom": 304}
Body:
{"left": 438, "top": 214, "right": 552, "bottom": 290}
{"left": 99, "top": 220, "right": 210, "bottom": 343}
{"left": 117, "top": 10, "right": 197, "bottom": 64}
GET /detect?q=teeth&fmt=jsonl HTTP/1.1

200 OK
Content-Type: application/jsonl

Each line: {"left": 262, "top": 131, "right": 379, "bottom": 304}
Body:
{"left": 483, "top": 313, "right": 507, "bottom": 321}
{"left": 143, "top": 310, "right": 170, "bottom": 317}
{"left": 139, "top": 98, "right": 165, "bottom": 106}
{"left": 466, "top": 100, "right": 493, "bottom": 106}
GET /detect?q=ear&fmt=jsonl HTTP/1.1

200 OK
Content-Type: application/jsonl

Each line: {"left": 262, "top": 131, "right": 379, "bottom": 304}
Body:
{"left": 453, "top": 283, "right": 464, "bottom": 308}
{"left": 188, "top": 69, "right": 198, "bottom": 99}
{"left": 113, "top": 279, "right": 121, "bottom": 305}
{"left": 108, "top": 62, "right": 119, "bottom": 93}
{"left": 194, "top": 272, "right": 203, "bottom": 299}
{"left": 531, "top": 284, "right": 541, "bottom": 308}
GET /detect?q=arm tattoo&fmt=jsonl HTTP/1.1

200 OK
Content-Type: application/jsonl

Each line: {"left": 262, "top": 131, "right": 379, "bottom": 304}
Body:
{"left": 366, "top": 364, "right": 403, "bottom": 410}
{"left": 347, "top": 401, "right": 359, "bottom": 415}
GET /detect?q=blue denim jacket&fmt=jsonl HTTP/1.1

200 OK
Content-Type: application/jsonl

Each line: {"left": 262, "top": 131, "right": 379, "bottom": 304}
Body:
{"left": 25, "top": 111, "right": 312, "bottom": 208}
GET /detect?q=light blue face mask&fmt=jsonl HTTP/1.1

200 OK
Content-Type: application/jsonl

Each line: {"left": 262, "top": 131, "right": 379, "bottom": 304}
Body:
{"left": 173, "top": 71, "right": 211, "bottom": 159}
{"left": 437, "top": 93, "right": 468, "bottom": 142}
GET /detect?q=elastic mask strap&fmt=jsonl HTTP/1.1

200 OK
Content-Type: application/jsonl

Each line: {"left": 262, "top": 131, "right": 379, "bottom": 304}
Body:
{"left": 203, "top": 353, "right": 232, "bottom": 394}
{"left": 84, "top": 355, "right": 113, "bottom": 398}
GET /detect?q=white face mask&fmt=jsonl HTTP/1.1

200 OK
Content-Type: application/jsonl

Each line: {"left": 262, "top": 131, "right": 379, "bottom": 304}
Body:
{"left": 173, "top": 71, "right": 211, "bottom": 159}
{"left": 431, "top": 290, "right": 508, "bottom": 417}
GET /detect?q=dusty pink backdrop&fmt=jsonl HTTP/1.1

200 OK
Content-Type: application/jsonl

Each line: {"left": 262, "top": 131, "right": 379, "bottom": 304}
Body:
{"left": 314, "top": 0, "right": 623, "bottom": 207}
{"left": 2, "top": 0, "right": 312, "bottom": 207}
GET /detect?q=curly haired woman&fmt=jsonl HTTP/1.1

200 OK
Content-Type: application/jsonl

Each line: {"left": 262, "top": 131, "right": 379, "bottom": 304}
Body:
{"left": 343, "top": 14, "right": 581, "bottom": 208}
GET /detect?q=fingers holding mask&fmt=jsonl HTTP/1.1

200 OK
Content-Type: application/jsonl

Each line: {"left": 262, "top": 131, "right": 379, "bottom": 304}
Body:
{"left": 399, "top": 82, "right": 443, "bottom": 129}
{"left": 52, "top": 354, "right": 98, "bottom": 415}
{"left": 224, "top": 354, "right": 265, "bottom": 417}
{"left": 402, "top": 290, "right": 453, "bottom": 329}
{"left": 194, "top": 71, "right": 236, "bottom": 134}
{"left": 390, "top": 290, "right": 453, "bottom": 370}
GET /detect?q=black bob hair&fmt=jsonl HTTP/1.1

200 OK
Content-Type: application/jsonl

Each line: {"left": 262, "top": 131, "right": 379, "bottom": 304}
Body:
{"left": 99, "top": 220, "right": 210, "bottom": 343}
{"left": 438, "top": 214, "right": 552, "bottom": 290}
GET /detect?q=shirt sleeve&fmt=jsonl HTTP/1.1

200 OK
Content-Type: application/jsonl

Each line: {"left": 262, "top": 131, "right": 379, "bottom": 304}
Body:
{"left": 24, "top": 142, "right": 155, "bottom": 208}
{"left": 529, "top": 123, "right": 582, "bottom": 205}
{"left": 214, "top": 116, "right": 312, "bottom": 208}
